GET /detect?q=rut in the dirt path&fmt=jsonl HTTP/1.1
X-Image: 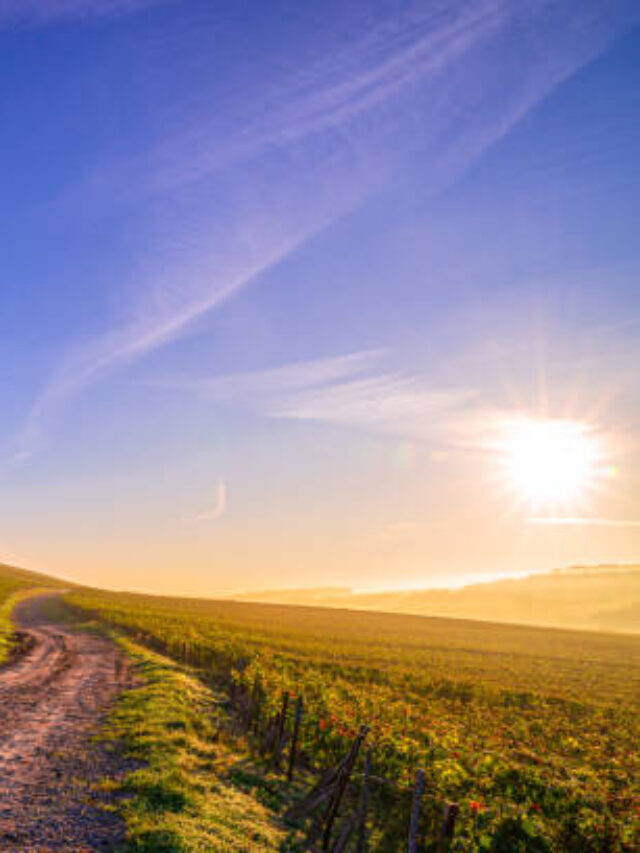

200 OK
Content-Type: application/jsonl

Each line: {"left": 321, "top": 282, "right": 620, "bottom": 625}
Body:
{"left": 0, "top": 595, "right": 134, "bottom": 852}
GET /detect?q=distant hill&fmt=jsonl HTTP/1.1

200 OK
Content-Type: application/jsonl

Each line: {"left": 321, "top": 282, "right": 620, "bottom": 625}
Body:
{"left": 0, "top": 562, "right": 69, "bottom": 589}
{"left": 231, "top": 565, "right": 640, "bottom": 634}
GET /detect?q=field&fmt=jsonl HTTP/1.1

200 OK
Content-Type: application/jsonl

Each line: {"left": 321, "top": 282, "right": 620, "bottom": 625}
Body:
{"left": 65, "top": 588, "right": 640, "bottom": 851}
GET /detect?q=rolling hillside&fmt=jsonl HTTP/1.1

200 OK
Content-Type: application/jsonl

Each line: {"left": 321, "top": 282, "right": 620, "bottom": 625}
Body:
{"left": 232, "top": 565, "right": 640, "bottom": 634}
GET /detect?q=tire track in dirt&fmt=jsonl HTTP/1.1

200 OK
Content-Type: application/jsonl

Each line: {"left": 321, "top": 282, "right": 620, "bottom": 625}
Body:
{"left": 0, "top": 595, "right": 134, "bottom": 851}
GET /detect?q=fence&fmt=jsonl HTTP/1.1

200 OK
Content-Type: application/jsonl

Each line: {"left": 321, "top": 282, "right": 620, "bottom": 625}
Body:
{"left": 248, "top": 689, "right": 460, "bottom": 852}
{"left": 79, "top": 612, "right": 462, "bottom": 851}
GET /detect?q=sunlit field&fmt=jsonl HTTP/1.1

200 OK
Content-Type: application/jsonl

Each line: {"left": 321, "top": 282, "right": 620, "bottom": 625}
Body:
{"left": 67, "top": 588, "right": 640, "bottom": 851}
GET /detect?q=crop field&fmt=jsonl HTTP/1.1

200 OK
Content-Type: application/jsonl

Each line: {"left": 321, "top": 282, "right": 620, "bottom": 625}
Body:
{"left": 66, "top": 589, "right": 640, "bottom": 851}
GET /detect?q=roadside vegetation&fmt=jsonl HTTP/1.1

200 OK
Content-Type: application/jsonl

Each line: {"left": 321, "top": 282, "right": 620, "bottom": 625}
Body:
{"left": 0, "top": 562, "right": 66, "bottom": 662}
{"left": 100, "top": 634, "right": 292, "bottom": 852}
{"left": 67, "top": 589, "right": 640, "bottom": 851}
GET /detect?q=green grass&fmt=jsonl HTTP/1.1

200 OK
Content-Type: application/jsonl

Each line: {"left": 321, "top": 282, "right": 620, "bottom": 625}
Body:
{"left": 0, "top": 562, "right": 67, "bottom": 662}
{"left": 101, "top": 633, "right": 294, "bottom": 852}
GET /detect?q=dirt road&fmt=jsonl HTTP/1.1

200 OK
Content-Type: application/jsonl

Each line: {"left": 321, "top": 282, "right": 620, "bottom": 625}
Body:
{"left": 0, "top": 595, "right": 133, "bottom": 851}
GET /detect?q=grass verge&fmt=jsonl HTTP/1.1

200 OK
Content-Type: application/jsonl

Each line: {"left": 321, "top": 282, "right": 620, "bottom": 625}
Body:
{"left": 0, "top": 586, "right": 62, "bottom": 663}
{"left": 101, "top": 634, "right": 300, "bottom": 852}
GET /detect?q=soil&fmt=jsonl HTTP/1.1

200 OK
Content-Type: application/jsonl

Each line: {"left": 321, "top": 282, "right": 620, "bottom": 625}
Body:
{"left": 0, "top": 595, "right": 134, "bottom": 852}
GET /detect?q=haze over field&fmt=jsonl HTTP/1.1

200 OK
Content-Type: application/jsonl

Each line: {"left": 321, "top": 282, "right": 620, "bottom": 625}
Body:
{"left": 1, "top": 0, "right": 639, "bottom": 597}
{"left": 232, "top": 564, "right": 640, "bottom": 634}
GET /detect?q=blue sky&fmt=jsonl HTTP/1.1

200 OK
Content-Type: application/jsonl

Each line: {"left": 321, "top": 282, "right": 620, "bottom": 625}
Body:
{"left": 1, "top": 0, "right": 639, "bottom": 593}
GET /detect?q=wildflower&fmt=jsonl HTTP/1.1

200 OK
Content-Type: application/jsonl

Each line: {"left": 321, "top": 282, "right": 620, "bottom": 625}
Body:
{"left": 469, "top": 800, "right": 483, "bottom": 814}
{"left": 319, "top": 718, "right": 327, "bottom": 731}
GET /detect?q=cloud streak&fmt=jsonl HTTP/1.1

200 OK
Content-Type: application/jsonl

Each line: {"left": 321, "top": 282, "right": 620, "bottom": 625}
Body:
{"left": 193, "top": 478, "right": 227, "bottom": 522}
{"left": 12, "top": 0, "right": 640, "bottom": 461}
{"left": 157, "top": 350, "right": 501, "bottom": 449}
{"left": 164, "top": 350, "right": 386, "bottom": 403}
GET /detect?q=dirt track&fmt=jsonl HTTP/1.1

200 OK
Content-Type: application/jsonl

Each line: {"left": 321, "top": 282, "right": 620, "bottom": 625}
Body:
{"left": 0, "top": 595, "right": 133, "bottom": 851}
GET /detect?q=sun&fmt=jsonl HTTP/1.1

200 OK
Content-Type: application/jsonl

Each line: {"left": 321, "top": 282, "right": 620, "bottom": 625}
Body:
{"left": 500, "top": 418, "right": 600, "bottom": 507}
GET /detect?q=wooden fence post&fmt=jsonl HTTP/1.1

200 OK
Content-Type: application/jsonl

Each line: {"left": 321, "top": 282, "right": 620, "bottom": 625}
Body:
{"left": 438, "top": 802, "right": 459, "bottom": 851}
{"left": 356, "top": 749, "right": 371, "bottom": 853}
{"left": 332, "top": 812, "right": 356, "bottom": 853}
{"left": 287, "top": 695, "right": 304, "bottom": 782}
{"left": 249, "top": 675, "right": 264, "bottom": 732}
{"left": 407, "top": 769, "right": 425, "bottom": 853}
{"left": 321, "top": 725, "right": 369, "bottom": 851}
{"left": 272, "top": 691, "right": 289, "bottom": 772}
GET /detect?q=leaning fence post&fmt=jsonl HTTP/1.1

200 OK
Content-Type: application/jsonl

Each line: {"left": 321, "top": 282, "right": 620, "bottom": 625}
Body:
{"left": 332, "top": 812, "right": 356, "bottom": 853}
{"left": 356, "top": 748, "right": 371, "bottom": 853}
{"left": 407, "top": 768, "right": 425, "bottom": 853}
{"left": 438, "top": 801, "right": 459, "bottom": 850}
{"left": 287, "top": 695, "right": 304, "bottom": 781}
{"left": 272, "top": 691, "right": 290, "bottom": 771}
{"left": 322, "top": 725, "right": 369, "bottom": 851}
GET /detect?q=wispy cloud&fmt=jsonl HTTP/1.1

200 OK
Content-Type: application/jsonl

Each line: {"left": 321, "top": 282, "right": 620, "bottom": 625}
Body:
{"left": 528, "top": 517, "right": 640, "bottom": 528}
{"left": 141, "top": 1, "right": 508, "bottom": 193}
{"left": 0, "top": 0, "right": 165, "bottom": 28}
{"left": 163, "top": 349, "right": 386, "bottom": 404}
{"left": 274, "top": 374, "right": 481, "bottom": 444}
{"left": 12, "top": 0, "right": 640, "bottom": 462}
{"left": 157, "top": 350, "right": 498, "bottom": 448}
{"left": 193, "top": 478, "right": 227, "bottom": 522}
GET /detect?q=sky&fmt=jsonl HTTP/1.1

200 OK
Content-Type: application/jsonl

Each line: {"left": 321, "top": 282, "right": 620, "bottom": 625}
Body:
{"left": 1, "top": 0, "right": 639, "bottom": 595}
